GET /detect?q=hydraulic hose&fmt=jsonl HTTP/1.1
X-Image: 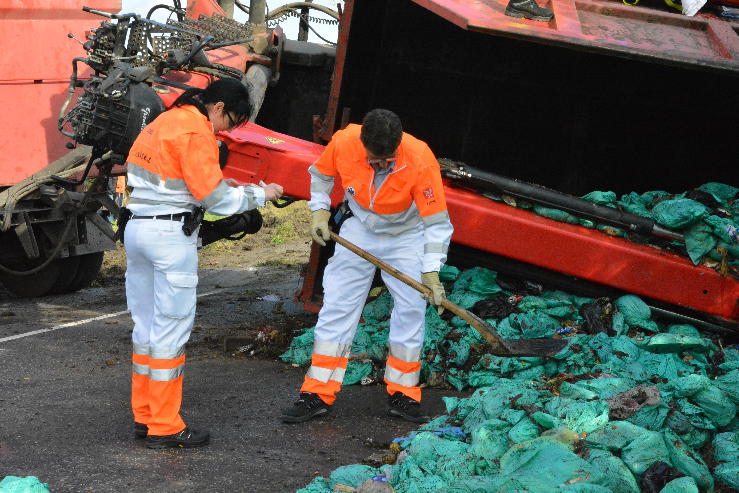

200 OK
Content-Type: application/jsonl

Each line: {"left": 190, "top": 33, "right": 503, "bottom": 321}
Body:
{"left": 443, "top": 164, "right": 682, "bottom": 241}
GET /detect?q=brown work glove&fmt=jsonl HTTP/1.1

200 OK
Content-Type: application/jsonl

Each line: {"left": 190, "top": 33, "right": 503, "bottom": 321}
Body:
{"left": 421, "top": 271, "right": 445, "bottom": 315}
{"left": 310, "top": 209, "right": 331, "bottom": 246}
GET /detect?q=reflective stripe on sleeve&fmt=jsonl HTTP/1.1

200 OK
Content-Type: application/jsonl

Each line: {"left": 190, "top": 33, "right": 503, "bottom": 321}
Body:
{"left": 424, "top": 242, "right": 448, "bottom": 254}
{"left": 307, "top": 365, "right": 347, "bottom": 384}
{"left": 308, "top": 164, "right": 334, "bottom": 182}
{"left": 422, "top": 210, "right": 450, "bottom": 226}
{"left": 200, "top": 180, "right": 231, "bottom": 210}
{"left": 384, "top": 366, "right": 420, "bottom": 387}
{"left": 149, "top": 366, "right": 185, "bottom": 381}
{"left": 311, "top": 180, "right": 334, "bottom": 195}
{"left": 389, "top": 344, "right": 422, "bottom": 363}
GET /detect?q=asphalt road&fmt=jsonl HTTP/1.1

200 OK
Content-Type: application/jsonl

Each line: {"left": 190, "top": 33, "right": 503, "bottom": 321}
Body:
{"left": 0, "top": 265, "right": 462, "bottom": 492}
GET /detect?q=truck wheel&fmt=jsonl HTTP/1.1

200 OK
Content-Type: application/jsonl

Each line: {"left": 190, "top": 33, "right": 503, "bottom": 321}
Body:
{"left": 65, "top": 252, "right": 105, "bottom": 292}
{"left": 47, "top": 256, "right": 82, "bottom": 295}
{"left": 0, "top": 261, "right": 64, "bottom": 298}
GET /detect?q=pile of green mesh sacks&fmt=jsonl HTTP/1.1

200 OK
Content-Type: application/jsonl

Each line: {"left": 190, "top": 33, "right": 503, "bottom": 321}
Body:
{"left": 0, "top": 477, "right": 50, "bottom": 493}
{"left": 284, "top": 265, "right": 738, "bottom": 492}
{"left": 498, "top": 182, "right": 738, "bottom": 270}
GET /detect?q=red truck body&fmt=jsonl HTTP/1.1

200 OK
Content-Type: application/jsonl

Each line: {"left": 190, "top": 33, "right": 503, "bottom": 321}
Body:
{"left": 1, "top": 0, "right": 737, "bottom": 326}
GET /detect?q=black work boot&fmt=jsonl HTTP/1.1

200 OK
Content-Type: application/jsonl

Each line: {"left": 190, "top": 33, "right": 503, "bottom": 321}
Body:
{"left": 134, "top": 422, "right": 148, "bottom": 439}
{"left": 388, "top": 392, "right": 430, "bottom": 423}
{"left": 504, "top": 0, "right": 554, "bottom": 21}
{"left": 281, "top": 392, "right": 330, "bottom": 423}
{"left": 145, "top": 427, "right": 210, "bottom": 449}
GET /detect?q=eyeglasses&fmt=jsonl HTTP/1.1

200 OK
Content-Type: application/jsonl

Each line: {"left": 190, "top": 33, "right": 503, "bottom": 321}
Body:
{"left": 226, "top": 112, "right": 239, "bottom": 130}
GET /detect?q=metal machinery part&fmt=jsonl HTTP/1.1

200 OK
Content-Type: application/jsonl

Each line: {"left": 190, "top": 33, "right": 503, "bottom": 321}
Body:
{"left": 0, "top": 3, "right": 285, "bottom": 297}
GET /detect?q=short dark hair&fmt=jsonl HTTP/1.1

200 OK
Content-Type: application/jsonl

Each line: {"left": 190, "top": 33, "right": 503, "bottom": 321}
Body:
{"left": 360, "top": 109, "right": 402, "bottom": 156}
{"left": 172, "top": 77, "right": 253, "bottom": 127}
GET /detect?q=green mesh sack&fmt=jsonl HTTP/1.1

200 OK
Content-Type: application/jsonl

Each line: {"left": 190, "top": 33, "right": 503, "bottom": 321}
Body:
{"left": 618, "top": 192, "right": 652, "bottom": 218}
{"left": 614, "top": 295, "right": 659, "bottom": 332}
{"left": 443, "top": 477, "right": 502, "bottom": 493}
{"left": 362, "top": 290, "right": 393, "bottom": 323}
{"left": 342, "top": 360, "right": 373, "bottom": 386}
{"left": 620, "top": 430, "right": 670, "bottom": 475}
{"left": 684, "top": 220, "right": 717, "bottom": 265}
{"left": 652, "top": 198, "right": 708, "bottom": 229}
{"left": 704, "top": 215, "right": 738, "bottom": 243}
{"left": 0, "top": 477, "right": 50, "bottom": 493}
{"left": 663, "top": 431, "right": 714, "bottom": 492}
{"left": 715, "top": 370, "right": 739, "bottom": 404}
{"left": 295, "top": 477, "right": 331, "bottom": 493}
{"left": 582, "top": 191, "right": 617, "bottom": 206}
{"left": 585, "top": 421, "right": 646, "bottom": 451}
{"left": 698, "top": 182, "right": 738, "bottom": 203}
{"left": 586, "top": 449, "right": 639, "bottom": 493}
{"left": 328, "top": 465, "right": 381, "bottom": 489}
{"left": 533, "top": 205, "right": 581, "bottom": 225}
{"left": 659, "top": 477, "right": 699, "bottom": 493}
{"left": 439, "top": 264, "right": 461, "bottom": 282}
{"left": 639, "top": 333, "right": 714, "bottom": 354}
{"left": 466, "top": 267, "right": 501, "bottom": 296}
{"left": 544, "top": 397, "right": 610, "bottom": 434}
{"left": 279, "top": 326, "right": 315, "bottom": 365}
{"left": 498, "top": 436, "right": 595, "bottom": 488}
{"left": 713, "top": 432, "right": 739, "bottom": 490}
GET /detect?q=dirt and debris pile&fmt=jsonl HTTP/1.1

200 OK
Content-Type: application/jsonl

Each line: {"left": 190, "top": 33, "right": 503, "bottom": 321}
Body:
{"left": 284, "top": 265, "right": 738, "bottom": 492}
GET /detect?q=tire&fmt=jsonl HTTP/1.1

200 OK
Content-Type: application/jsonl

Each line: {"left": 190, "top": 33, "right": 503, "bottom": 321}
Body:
{"left": 0, "top": 261, "right": 64, "bottom": 298}
{"left": 65, "top": 252, "right": 105, "bottom": 292}
{"left": 47, "top": 256, "right": 82, "bottom": 295}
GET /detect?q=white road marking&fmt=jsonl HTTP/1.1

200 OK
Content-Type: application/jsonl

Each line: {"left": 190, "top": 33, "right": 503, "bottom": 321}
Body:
{"left": 0, "top": 289, "right": 226, "bottom": 344}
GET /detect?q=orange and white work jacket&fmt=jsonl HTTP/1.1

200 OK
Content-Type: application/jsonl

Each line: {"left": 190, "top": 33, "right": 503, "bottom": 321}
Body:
{"left": 126, "top": 105, "right": 264, "bottom": 216}
{"left": 309, "top": 124, "right": 453, "bottom": 272}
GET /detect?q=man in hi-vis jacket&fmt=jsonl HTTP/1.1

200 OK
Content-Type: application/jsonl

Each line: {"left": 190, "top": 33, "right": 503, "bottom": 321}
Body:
{"left": 282, "top": 109, "right": 453, "bottom": 423}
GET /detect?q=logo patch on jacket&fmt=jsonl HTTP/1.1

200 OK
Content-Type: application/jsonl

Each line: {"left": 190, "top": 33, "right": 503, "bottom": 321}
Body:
{"left": 347, "top": 186, "right": 356, "bottom": 196}
{"left": 423, "top": 187, "right": 436, "bottom": 204}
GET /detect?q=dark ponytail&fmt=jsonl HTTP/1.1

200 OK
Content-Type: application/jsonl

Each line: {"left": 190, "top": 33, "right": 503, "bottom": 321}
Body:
{"left": 172, "top": 87, "right": 208, "bottom": 115}
{"left": 171, "top": 78, "right": 253, "bottom": 126}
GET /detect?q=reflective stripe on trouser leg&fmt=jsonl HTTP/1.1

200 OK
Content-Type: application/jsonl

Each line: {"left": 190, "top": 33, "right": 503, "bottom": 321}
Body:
{"left": 379, "top": 225, "right": 425, "bottom": 401}
{"left": 384, "top": 345, "right": 422, "bottom": 402}
{"left": 131, "top": 347, "right": 151, "bottom": 424}
{"left": 300, "top": 218, "right": 375, "bottom": 404}
{"left": 300, "top": 341, "right": 351, "bottom": 405}
{"left": 145, "top": 348, "right": 187, "bottom": 436}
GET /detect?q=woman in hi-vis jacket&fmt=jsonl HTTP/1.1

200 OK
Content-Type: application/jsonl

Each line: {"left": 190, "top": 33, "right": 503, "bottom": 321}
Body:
{"left": 124, "top": 78, "right": 283, "bottom": 449}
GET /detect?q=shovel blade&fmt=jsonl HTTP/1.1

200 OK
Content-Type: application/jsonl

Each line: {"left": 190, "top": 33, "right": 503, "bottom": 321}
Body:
{"left": 495, "top": 338, "right": 568, "bottom": 357}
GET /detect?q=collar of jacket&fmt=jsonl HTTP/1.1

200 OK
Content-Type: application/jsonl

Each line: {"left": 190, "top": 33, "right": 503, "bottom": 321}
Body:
{"left": 177, "top": 104, "right": 214, "bottom": 133}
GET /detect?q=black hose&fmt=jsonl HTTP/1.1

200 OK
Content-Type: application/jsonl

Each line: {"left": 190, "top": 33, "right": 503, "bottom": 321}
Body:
{"left": 444, "top": 165, "right": 682, "bottom": 240}
{"left": 0, "top": 216, "right": 75, "bottom": 276}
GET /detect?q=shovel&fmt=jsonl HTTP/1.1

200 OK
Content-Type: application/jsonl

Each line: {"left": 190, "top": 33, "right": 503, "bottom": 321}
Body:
{"left": 330, "top": 232, "right": 568, "bottom": 357}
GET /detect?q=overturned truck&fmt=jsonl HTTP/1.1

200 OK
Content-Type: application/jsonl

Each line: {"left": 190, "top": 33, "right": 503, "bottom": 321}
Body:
{"left": 0, "top": 0, "right": 736, "bottom": 332}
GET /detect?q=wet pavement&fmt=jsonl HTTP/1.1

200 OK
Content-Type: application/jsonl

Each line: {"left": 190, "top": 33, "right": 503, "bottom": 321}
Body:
{"left": 0, "top": 265, "right": 464, "bottom": 492}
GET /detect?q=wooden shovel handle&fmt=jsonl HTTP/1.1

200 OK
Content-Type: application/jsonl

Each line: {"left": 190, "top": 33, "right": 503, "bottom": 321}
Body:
{"left": 329, "top": 232, "right": 510, "bottom": 354}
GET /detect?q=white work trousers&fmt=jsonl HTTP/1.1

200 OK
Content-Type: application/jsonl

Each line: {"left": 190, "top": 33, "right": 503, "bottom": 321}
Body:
{"left": 125, "top": 217, "right": 199, "bottom": 351}
{"left": 318, "top": 217, "right": 426, "bottom": 347}
{"left": 302, "top": 217, "right": 427, "bottom": 402}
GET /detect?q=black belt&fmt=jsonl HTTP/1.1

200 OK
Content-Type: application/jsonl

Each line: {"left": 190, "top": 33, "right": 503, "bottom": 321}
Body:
{"left": 131, "top": 212, "right": 190, "bottom": 221}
